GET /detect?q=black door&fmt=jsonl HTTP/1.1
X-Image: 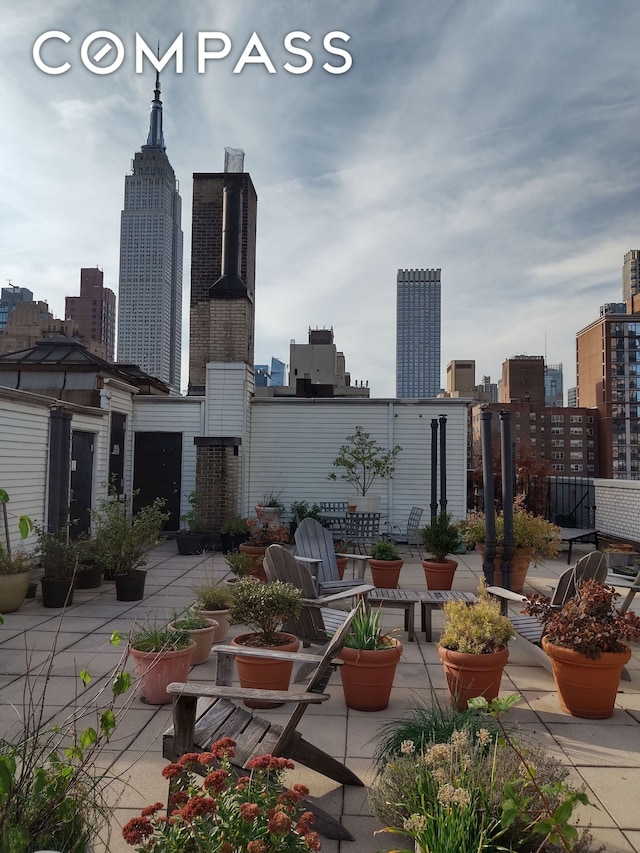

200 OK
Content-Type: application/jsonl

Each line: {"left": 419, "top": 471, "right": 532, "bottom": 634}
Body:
{"left": 70, "top": 431, "right": 94, "bottom": 538}
{"left": 109, "top": 412, "right": 126, "bottom": 497}
{"left": 133, "top": 432, "right": 182, "bottom": 531}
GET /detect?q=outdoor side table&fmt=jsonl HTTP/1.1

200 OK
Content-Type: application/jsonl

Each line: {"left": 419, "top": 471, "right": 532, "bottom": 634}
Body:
{"left": 419, "top": 590, "right": 477, "bottom": 641}
{"left": 368, "top": 588, "right": 419, "bottom": 642}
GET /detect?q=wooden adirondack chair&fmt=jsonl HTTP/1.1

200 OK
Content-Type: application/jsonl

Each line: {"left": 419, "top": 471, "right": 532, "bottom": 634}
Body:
{"left": 295, "top": 517, "right": 371, "bottom": 590}
{"left": 263, "top": 543, "right": 373, "bottom": 647}
{"left": 487, "top": 551, "right": 607, "bottom": 673}
{"left": 163, "top": 604, "right": 364, "bottom": 841}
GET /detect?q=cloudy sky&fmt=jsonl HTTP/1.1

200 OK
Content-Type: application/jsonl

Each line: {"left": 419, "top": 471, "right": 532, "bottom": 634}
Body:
{"left": 3, "top": 0, "right": 640, "bottom": 397}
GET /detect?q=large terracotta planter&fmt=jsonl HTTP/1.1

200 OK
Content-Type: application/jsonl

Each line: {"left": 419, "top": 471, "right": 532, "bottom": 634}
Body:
{"left": 422, "top": 558, "right": 458, "bottom": 590}
{"left": 542, "top": 637, "right": 630, "bottom": 719}
{"left": 231, "top": 632, "right": 300, "bottom": 708}
{"left": 338, "top": 638, "right": 403, "bottom": 711}
{"left": 169, "top": 618, "right": 219, "bottom": 665}
{"left": 368, "top": 558, "right": 403, "bottom": 589}
{"left": 130, "top": 641, "right": 195, "bottom": 704}
{"left": 438, "top": 645, "right": 509, "bottom": 710}
{"left": 0, "top": 571, "right": 32, "bottom": 613}
{"left": 238, "top": 543, "right": 268, "bottom": 582}
{"left": 476, "top": 545, "right": 535, "bottom": 593}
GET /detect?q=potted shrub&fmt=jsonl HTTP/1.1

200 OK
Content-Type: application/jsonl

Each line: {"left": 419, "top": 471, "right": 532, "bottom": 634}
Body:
{"left": 438, "top": 581, "right": 515, "bottom": 710}
{"left": 459, "top": 504, "right": 561, "bottom": 593}
{"left": 168, "top": 611, "right": 219, "bottom": 665}
{"left": 176, "top": 491, "right": 214, "bottom": 556}
{"left": 258, "top": 489, "right": 285, "bottom": 524}
{"left": 523, "top": 578, "right": 640, "bottom": 718}
{"left": 191, "top": 577, "right": 234, "bottom": 642}
{"left": 289, "top": 499, "right": 321, "bottom": 538}
{"left": 240, "top": 506, "right": 290, "bottom": 581}
{"left": 421, "top": 513, "right": 461, "bottom": 590}
{"left": 129, "top": 622, "right": 195, "bottom": 704}
{"left": 91, "top": 493, "right": 168, "bottom": 601}
{"left": 338, "top": 605, "right": 403, "bottom": 711}
{"left": 219, "top": 516, "right": 250, "bottom": 554}
{"left": 229, "top": 577, "right": 303, "bottom": 707}
{"left": 368, "top": 540, "right": 404, "bottom": 589}
{"left": 328, "top": 424, "right": 402, "bottom": 512}
{"left": 0, "top": 489, "right": 34, "bottom": 613}
{"left": 74, "top": 534, "right": 104, "bottom": 589}
{"left": 35, "top": 525, "right": 80, "bottom": 608}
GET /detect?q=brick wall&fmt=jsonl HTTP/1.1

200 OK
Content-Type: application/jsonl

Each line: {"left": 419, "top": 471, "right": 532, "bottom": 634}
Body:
{"left": 196, "top": 443, "right": 241, "bottom": 534}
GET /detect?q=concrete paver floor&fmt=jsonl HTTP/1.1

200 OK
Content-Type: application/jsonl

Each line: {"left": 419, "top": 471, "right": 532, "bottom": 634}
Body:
{"left": 1, "top": 540, "right": 639, "bottom": 852}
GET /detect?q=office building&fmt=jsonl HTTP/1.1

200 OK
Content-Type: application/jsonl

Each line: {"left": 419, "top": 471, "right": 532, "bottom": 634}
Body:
{"left": 446, "top": 360, "right": 476, "bottom": 397}
{"left": 567, "top": 387, "right": 577, "bottom": 407}
{"left": 623, "top": 250, "right": 640, "bottom": 301}
{"left": 117, "top": 72, "right": 183, "bottom": 394}
{"left": 396, "top": 268, "right": 441, "bottom": 397}
{"left": 270, "top": 357, "right": 286, "bottom": 387}
{"left": 0, "top": 286, "right": 33, "bottom": 330}
{"left": 544, "top": 363, "right": 564, "bottom": 407}
{"left": 499, "top": 355, "right": 545, "bottom": 405}
{"left": 65, "top": 268, "right": 116, "bottom": 361}
{"left": 577, "top": 296, "right": 640, "bottom": 479}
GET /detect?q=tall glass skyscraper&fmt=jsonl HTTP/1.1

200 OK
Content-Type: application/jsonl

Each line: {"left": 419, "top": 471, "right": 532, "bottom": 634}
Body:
{"left": 396, "top": 268, "right": 441, "bottom": 397}
{"left": 117, "top": 73, "right": 183, "bottom": 394}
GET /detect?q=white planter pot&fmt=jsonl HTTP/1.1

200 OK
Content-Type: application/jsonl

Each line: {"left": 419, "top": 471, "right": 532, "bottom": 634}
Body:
{"left": 351, "top": 495, "right": 381, "bottom": 512}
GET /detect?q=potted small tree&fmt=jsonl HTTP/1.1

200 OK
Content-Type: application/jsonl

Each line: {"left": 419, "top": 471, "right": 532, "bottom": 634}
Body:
{"left": 129, "top": 622, "right": 195, "bottom": 704}
{"left": 219, "top": 516, "right": 250, "bottom": 554}
{"left": 523, "top": 578, "right": 640, "bottom": 719}
{"left": 229, "top": 577, "right": 303, "bottom": 707}
{"left": 368, "top": 540, "right": 404, "bottom": 589}
{"left": 328, "top": 425, "right": 402, "bottom": 512}
{"left": 176, "top": 492, "right": 214, "bottom": 556}
{"left": 0, "top": 489, "right": 34, "bottom": 613}
{"left": 338, "top": 605, "right": 403, "bottom": 711}
{"left": 168, "top": 611, "right": 219, "bottom": 665}
{"left": 438, "top": 581, "right": 515, "bottom": 710}
{"left": 191, "top": 577, "right": 234, "bottom": 642}
{"left": 421, "top": 513, "right": 462, "bottom": 590}
{"left": 35, "top": 526, "right": 80, "bottom": 608}
{"left": 92, "top": 493, "right": 168, "bottom": 601}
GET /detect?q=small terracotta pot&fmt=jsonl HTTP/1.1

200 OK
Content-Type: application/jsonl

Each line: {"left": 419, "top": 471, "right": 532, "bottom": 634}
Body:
{"left": 422, "top": 558, "right": 457, "bottom": 590}
{"left": 196, "top": 607, "right": 232, "bottom": 642}
{"left": 438, "top": 645, "right": 509, "bottom": 710}
{"left": 169, "top": 619, "right": 219, "bottom": 665}
{"left": 338, "top": 639, "right": 403, "bottom": 711}
{"left": 368, "top": 558, "right": 403, "bottom": 589}
{"left": 130, "top": 642, "right": 195, "bottom": 705}
{"left": 238, "top": 543, "right": 268, "bottom": 582}
{"left": 231, "top": 632, "right": 300, "bottom": 708}
{"left": 542, "top": 637, "right": 630, "bottom": 719}
{"left": 335, "top": 556, "right": 349, "bottom": 579}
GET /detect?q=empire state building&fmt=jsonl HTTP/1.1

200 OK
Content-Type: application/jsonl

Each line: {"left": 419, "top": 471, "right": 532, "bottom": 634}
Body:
{"left": 117, "top": 73, "right": 183, "bottom": 394}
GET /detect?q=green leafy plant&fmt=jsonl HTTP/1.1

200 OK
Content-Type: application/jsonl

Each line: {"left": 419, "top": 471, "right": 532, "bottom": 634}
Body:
{"left": 34, "top": 525, "right": 80, "bottom": 580}
{"left": 523, "top": 579, "right": 640, "bottom": 658}
{"left": 459, "top": 503, "right": 561, "bottom": 561}
{"left": 224, "top": 550, "right": 254, "bottom": 578}
{"left": 0, "top": 629, "right": 132, "bottom": 852}
{"left": 328, "top": 425, "right": 402, "bottom": 497}
{"left": 122, "top": 737, "right": 321, "bottom": 852}
{"left": 343, "top": 606, "right": 396, "bottom": 650}
{"left": 179, "top": 491, "right": 208, "bottom": 534}
{"left": 439, "top": 581, "right": 515, "bottom": 654}
{"left": 169, "top": 611, "right": 215, "bottom": 631}
{"left": 290, "top": 500, "right": 322, "bottom": 523}
{"left": 229, "top": 578, "right": 302, "bottom": 646}
{"left": 421, "top": 512, "right": 462, "bottom": 562}
{"left": 0, "top": 489, "right": 34, "bottom": 574}
{"left": 370, "top": 540, "right": 401, "bottom": 561}
{"left": 220, "top": 516, "right": 250, "bottom": 537}
{"left": 91, "top": 492, "right": 169, "bottom": 576}
{"left": 192, "top": 578, "right": 234, "bottom": 611}
{"left": 129, "top": 621, "right": 193, "bottom": 653}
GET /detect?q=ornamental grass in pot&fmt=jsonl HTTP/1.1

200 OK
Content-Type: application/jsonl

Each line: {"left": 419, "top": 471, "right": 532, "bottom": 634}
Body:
{"left": 229, "top": 577, "right": 303, "bottom": 707}
{"left": 438, "top": 582, "right": 515, "bottom": 710}
{"left": 420, "top": 513, "right": 461, "bottom": 590}
{"left": 368, "top": 540, "right": 403, "bottom": 589}
{"left": 129, "top": 622, "right": 195, "bottom": 705}
{"left": 191, "top": 576, "right": 234, "bottom": 642}
{"left": 523, "top": 578, "right": 640, "bottom": 718}
{"left": 338, "top": 605, "right": 403, "bottom": 711}
{"left": 168, "top": 611, "right": 219, "bottom": 665}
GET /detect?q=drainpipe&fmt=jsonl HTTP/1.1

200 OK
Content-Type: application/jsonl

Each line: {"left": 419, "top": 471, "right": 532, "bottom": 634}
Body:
{"left": 439, "top": 414, "right": 447, "bottom": 515}
{"left": 430, "top": 419, "right": 439, "bottom": 522}
{"left": 47, "top": 408, "right": 72, "bottom": 534}
{"left": 480, "top": 409, "right": 496, "bottom": 585}
{"left": 388, "top": 402, "right": 394, "bottom": 531}
{"left": 500, "top": 411, "right": 515, "bottom": 591}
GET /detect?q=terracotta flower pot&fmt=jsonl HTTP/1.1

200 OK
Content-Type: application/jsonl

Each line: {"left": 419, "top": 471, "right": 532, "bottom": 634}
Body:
{"left": 338, "top": 638, "right": 403, "bottom": 711}
{"left": 197, "top": 607, "right": 232, "bottom": 642}
{"left": 130, "top": 642, "right": 195, "bottom": 705}
{"left": 476, "top": 545, "right": 535, "bottom": 593}
{"left": 422, "top": 558, "right": 458, "bottom": 590}
{"left": 438, "top": 645, "right": 509, "bottom": 710}
{"left": 231, "top": 632, "right": 300, "bottom": 708}
{"left": 169, "top": 619, "right": 219, "bottom": 665}
{"left": 542, "top": 637, "right": 631, "bottom": 719}
{"left": 238, "top": 543, "right": 268, "bottom": 582}
{"left": 368, "top": 558, "right": 403, "bottom": 589}
{"left": 0, "top": 571, "right": 32, "bottom": 613}
{"left": 335, "top": 556, "right": 349, "bottom": 579}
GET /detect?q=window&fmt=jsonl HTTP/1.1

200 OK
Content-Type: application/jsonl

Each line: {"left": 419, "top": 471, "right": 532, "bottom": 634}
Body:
{"left": 551, "top": 415, "right": 564, "bottom": 423}
{"left": 551, "top": 427, "right": 564, "bottom": 435}
{"left": 570, "top": 464, "right": 583, "bottom": 472}
{"left": 553, "top": 452, "right": 564, "bottom": 460}
{"left": 570, "top": 427, "right": 583, "bottom": 435}
{"left": 570, "top": 415, "right": 583, "bottom": 423}
{"left": 552, "top": 463, "right": 564, "bottom": 472}
{"left": 551, "top": 439, "right": 564, "bottom": 447}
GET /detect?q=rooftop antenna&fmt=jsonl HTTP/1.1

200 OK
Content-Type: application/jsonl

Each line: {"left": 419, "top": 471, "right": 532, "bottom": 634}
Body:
{"left": 5, "top": 280, "right": 17, "bottom": 290}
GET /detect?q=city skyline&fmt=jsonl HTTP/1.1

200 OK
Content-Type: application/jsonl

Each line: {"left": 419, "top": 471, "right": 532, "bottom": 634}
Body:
{"left": 3, "top": 1, "right": 640, "bottom": 396}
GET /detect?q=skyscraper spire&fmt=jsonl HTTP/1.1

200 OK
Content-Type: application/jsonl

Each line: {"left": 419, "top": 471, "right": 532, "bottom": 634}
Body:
{"left": 145, "top": 66, "right": 165, "bottom": 150}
